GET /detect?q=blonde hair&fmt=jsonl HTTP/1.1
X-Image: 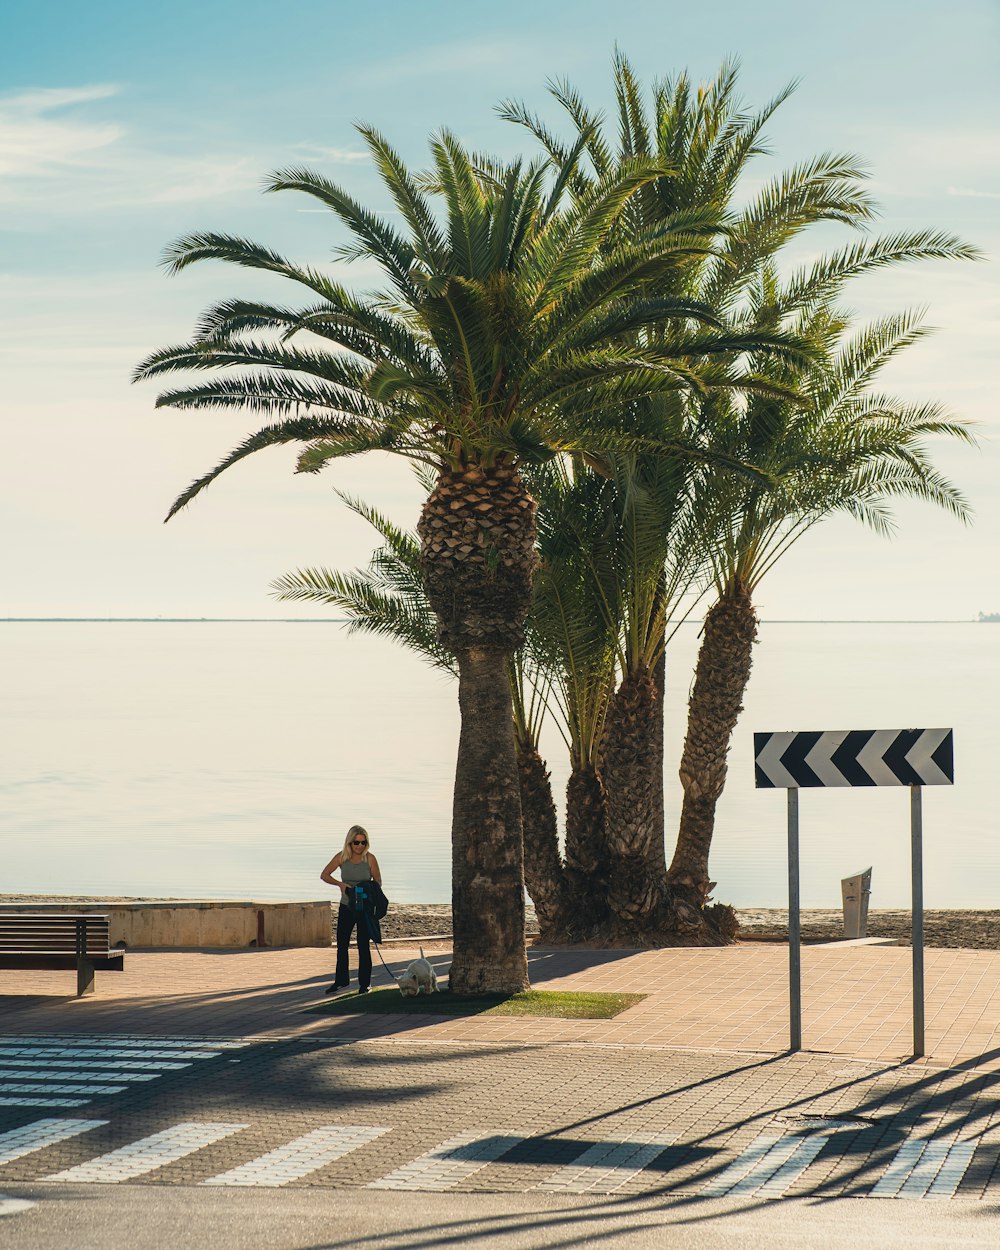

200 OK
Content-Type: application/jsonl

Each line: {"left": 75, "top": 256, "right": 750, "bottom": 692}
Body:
{"left": 341, "top": 825, "right": 371, "bottom": 862}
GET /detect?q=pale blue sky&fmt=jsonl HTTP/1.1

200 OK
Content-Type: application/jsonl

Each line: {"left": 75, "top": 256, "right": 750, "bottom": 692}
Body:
{"left": 2, "top": 0, "right": 997, "bottom": 618}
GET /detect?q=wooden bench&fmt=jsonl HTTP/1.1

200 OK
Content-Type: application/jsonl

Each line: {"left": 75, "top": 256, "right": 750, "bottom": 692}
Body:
{"left": 0, "top": 914, "right": 125, "bottom": 996}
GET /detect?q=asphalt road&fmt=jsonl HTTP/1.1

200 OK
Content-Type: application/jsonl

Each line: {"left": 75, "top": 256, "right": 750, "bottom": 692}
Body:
{"left": 2, "top": 1183, "right": 999, "bottom": 1250}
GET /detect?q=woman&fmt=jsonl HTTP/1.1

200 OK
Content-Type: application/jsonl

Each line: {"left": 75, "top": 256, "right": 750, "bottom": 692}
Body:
{"left": 320, "top": 825, "right": 382, "bottom": 994}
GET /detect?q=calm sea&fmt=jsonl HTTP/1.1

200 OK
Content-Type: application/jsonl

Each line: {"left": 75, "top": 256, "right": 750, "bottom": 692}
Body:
{"left": 1, "top": 620, "right": 997, "bottom": 910}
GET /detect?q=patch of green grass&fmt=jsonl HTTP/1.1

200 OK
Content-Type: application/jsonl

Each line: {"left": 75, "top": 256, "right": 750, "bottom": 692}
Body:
{"left": 305, "top": 987, "right": 644, "bottom": 1019}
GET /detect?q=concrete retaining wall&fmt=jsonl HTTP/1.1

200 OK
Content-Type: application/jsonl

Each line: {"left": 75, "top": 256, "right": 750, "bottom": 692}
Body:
{"left": 0, "top": 901, "right": 332, "bottom": 950}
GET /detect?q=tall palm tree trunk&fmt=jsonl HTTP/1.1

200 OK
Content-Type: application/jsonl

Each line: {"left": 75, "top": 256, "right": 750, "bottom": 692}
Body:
{"left": 449, "top": 647, "right": 530, "bottom": 992}
{"left": 600, "top": 658, "right": 666, "bottom": 925}
{"left": 669, "top": 581, "right": 758, "bottom": 906}
{"left": 418, "top": 462, "right": 537, "bottom": 994}
{"left": 651, "top": 646, "right": 666, "bottom": 868}
{"left": 517, "top": 744, "right": 571, "bottom": 941}
{"left": 563, "top": 762, "right": 611, "bottom": 931}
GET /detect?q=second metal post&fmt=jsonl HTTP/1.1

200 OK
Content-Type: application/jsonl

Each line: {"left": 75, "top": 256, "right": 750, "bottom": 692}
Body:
{"left": 911, "top": 784, "right": 925, "bottom": 1057}
{"left": 788, "top": 786, "right": 801, "bottom": 1052}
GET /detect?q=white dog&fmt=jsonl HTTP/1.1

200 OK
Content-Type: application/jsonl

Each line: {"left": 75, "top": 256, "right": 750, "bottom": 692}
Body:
{"left": 398, "top": 947, "right": 438, "bottom": 997}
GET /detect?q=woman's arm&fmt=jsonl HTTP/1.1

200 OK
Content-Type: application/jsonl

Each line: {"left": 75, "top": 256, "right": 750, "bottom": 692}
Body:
{"left": 367, "top": 853, "right": 382, "bottom": 885}
{"left": 320, "top": 853, "right": 347, "bottom": 892}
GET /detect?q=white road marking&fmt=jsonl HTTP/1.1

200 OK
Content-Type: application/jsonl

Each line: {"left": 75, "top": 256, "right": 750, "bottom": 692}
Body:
{"left": 368, "top": 1130, "right": 526, "bottom": 1191}
{"left": 0, "top": 1082, "right": 126, "bottom": 1096}
{"left": 536, "top": 1134, "right": 678, "bottom": 1193}
{"left": 0, "top": 1195, "right": 35, "bottom": 1216}
{"left": 49, "top": 1122, "right": 248, "bottom": 1183}
{"left": 0, "top": 1096, "right": 91, "bottom": 1108}
{"left": 0, "top": 1057, "right": 189, "bottom": 1072}
{"left": 0, "top": 1046, "right": 218, "bottom": 1062}
{"left": 204, "top": 1125, "right": 390, "bottom": 1187}
{"left": 5, "top": 1037, "right": 247, "bottom": 1050}
{"left": 701, "top": 1132, "right": 829, "bottom": 1198}
{"left": 0, "top": 1066, "right": 157, "bottom": 1082}
{"left": 0, "top": 1118, "right": 107, "bottom": 1165}
{"left": 871, "top": 1138, "right": 977, "bottom": 1199}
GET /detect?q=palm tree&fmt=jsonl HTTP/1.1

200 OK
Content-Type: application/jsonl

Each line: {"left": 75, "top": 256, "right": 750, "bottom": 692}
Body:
{"left": 506, "top": 56, "right": 977, "bottom": 938}
{"left": 134, "top": 125, "right": 750, "bottom": 991}
{"left": 669, "top": 279, "right": 976, "bottom": 911}
{"left": 503, "top": 56, "right": 876, "bottom": 930}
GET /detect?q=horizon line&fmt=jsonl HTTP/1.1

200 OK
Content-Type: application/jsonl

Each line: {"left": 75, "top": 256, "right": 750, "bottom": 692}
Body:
{"left": 0, "top": 617, "right": 986, "bottom": 625}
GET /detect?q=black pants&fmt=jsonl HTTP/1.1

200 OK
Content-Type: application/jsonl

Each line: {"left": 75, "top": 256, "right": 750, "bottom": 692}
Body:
{"left": 335, "top": 903, "right": 371, "bottom": 989}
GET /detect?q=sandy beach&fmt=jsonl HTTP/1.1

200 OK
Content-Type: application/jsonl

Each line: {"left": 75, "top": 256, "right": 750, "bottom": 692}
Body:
{"left": 3, "top": 896, "right": 997, "bottom": 949}
{"left": 384, "top": 904, "right": 1000, "bottom": 949}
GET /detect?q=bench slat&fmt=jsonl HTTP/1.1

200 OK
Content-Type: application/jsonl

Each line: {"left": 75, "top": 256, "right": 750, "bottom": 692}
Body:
{"left": 0, "top": 915, "right": 111, "bottom": 925}
{"left": 0, "top": 914, "right": 115, "bottom": 961}
{"left": 0, "top": 954, "right": 125, "bottom": 971}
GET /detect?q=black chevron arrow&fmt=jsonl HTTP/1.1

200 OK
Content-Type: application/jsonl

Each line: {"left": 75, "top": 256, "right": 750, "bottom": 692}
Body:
{"left": 830, "top": 730, "right": 877, "bottom": 786}
{"left": 753, "top": 733, "right": 775, "bottom": 788}
{"left": 882, "top": 729, "right": 925, "bottom": 786}
{"left": 779, "top": 730, "right": 823, "bottom": 786}
{"left": 932, "top": 733, "right": 955, "bottom": 783}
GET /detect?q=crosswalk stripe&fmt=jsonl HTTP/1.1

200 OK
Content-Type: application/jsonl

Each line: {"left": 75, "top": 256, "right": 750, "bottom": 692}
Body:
{"left": 700, "top": 1132, "right": 829, "bottom": 1198}
{"left": 926, "top": 1144, "right": 976, "bottom": 1199}
{"left": 0, "top": 1096, "right": 91, "bottom": 1108}
{"left": 871, "top": 1141, "right": 930, "bottom": 1197}
{"left": 203, "top": 1125, "right": 390, "bottom": 1187}
{"left": 0, "top": 1119, "right": 108, "bottom": 1165}
{"left": 0, "top": 1058, "right": 189, "bottom": 1072}
{"left": 49, "top": 1123, "right": 248, "bottom": 1183}
{"left": 0, "top": 1047, "right": 219, "bottom": 1062}
{"left": 0, "top": 1067, "right": 157, "bottom": 1082}
{"left": 3, "top": 1037, "right": 247, "bottom": 1049}
{"left": 870, "top": 1139, "right": 976, "bottom": 1199}
{"left": 751, "top": 1136, "right": 828, "bottom": 1198}
{"left": 700, "top": 1134, "right": 780, "bottom": 1195}
{"left": 0, "top": 1083, "right": 126, "bottom": 1096}
{"left": 368, "top": 1131, "right": 526, "bottom": 1191}
{"left": 536, "top": 1134, "right": 678, "bottom": 1193}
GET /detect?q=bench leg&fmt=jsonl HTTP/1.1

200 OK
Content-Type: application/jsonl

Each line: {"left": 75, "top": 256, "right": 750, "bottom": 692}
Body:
{"left": 77, "top": 959, "right": 96, "bottom": 997}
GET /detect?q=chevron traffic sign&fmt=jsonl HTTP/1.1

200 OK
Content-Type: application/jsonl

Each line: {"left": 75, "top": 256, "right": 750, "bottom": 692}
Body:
{"left": 754, "top": 728, "right": 954, "bottom": 789}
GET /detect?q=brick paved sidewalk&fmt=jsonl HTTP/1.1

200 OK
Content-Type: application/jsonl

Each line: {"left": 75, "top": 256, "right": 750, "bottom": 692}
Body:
{"left": 4, "top": 941, "right": 1000, "bottom": 1069}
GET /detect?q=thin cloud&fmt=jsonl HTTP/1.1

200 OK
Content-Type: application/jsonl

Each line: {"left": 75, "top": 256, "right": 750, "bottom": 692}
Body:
{"left": 290, "top": 143, "right": 369, "bottom": 164}
{"left": 0, "top": 83, "right": 123, "bottom": 177}
{"left": 0, "top": 83, "right": 262, "bottom": 210}
{"left": 5, "top": 84, "right": 120, "bottom": 111}
{"left": 947, "top": 186, "right": 1000, "bottom": 200}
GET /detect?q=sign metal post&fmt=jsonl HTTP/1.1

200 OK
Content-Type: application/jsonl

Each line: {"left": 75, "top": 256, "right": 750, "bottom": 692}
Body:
{"left": 754, "top": 728, "right": 953, "bottom": 1057}
{"left": 911, "top": 784, "right": 924, "bottom": 1057}
{"left": 787, "top": 786, "right": 801, "bottom": 1052}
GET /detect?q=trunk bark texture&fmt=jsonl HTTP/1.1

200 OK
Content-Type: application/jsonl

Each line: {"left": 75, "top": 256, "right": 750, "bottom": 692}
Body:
{"left": 563, "top": 763, "right": 611, "bottom": 932}
{"left": 417, "top": 463, "right": 537, "bottom": 652}
{"left": 669, "top": 582, "right": 758, "bottom": 907}
{"left": 448, "top": 648, "right": 529, "bottom": 993}
{"left": 600, "top": 659, "right": 666, "bottom": 924}
{"left": 517, "top": 745, "right": 570, "bottom": 941}
{"left": 651, "top": 647, "right": 666, "bottom": 860}
{"left": 417, "top": 463, "right": 538, "bottom": 994}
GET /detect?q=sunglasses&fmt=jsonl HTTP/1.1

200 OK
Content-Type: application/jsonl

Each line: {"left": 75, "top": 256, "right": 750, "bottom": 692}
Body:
{"left": 352, "top": 839, "right": 368, "bottom": 846}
